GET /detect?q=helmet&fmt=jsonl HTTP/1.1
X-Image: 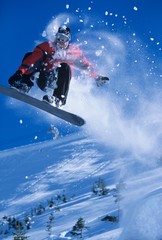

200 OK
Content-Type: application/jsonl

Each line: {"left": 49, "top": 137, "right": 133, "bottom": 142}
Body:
{"left": 56, "top": 25, "right": 71, "bottom": 49}
{"left": 58, "top": 26, "right": 71, "bottom": 37}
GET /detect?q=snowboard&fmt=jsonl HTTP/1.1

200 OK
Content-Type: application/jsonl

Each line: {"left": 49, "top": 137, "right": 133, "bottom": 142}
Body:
{"left": 0, "top": 84, "right": 85, "bottom": 127}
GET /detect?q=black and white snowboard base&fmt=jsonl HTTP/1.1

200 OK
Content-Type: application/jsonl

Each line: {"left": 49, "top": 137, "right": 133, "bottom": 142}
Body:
{"left": 0, "top": 84, "right": 85, "bottom": 127}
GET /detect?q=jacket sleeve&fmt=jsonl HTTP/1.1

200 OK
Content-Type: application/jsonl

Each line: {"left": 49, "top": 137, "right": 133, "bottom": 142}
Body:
{"left": 18, "top": 42, "right": 51, "bottom": 75}
{"left": 80, "top": 55, "right": 98, "bottom": 78}
{"left": 72, "top": 45, "right": 98, "bottom": 78}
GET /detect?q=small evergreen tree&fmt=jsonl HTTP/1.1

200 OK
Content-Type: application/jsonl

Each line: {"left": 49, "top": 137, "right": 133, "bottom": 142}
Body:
{"left": 48, "top": 198, "right": 55, "bottom": 208}
{"left": 13, "top": 221, "right": 29, "bottom": 240}
{"left": 35, "top": 204, "right": 45, "bottom": 215}
{"left": 92, "top": 178, "right": 108, "bottom": 196}
{"left": 13, "top": 219, "right": 23, "bottom": 231}
{"left": 46, "top": 212, "right": 55, "bottom": 239}
{"left": 24, "top": 215, "right": 31, "bottom": 230}
{"left": 13, "top": 231, "right": 29, "bottom": 240}
{"left": 70, "top": 217, "right": 87, "bottom": 238}
{"left": 62, "top": 194, "right": 67, "bottom": 203}
{"left": 55, "top": 194, "right": 62, "bottom": 202}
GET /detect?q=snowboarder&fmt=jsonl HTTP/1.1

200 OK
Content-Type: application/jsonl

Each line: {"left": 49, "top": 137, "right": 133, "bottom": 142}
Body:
{"left": 8, "top": 25, "right": 109, "bottom": 107}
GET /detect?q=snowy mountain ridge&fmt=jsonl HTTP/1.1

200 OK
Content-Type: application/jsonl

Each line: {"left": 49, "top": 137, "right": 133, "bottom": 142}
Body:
{"left": 0, "top": 133, "right": 121, "bottom": 239}
{"left": 1, "top": 131, "right": 162, "bottom": 239}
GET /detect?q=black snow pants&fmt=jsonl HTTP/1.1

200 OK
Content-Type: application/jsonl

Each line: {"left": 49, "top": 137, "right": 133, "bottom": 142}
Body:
{"left": 22, "top": 52, "right": 72, "bottom": 105}
{"left": 37, "top": 62, "right": 71, "bottom": 105}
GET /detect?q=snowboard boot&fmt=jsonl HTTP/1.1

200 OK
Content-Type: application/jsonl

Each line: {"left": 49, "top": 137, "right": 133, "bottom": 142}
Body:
{"left": 10, "top": 81, "right": 31, "bottom": 93}
{"left": 43, "top": 95, "right": 63, "bottom": 108}
{"left": 54, "top": 97, "right": 63, "bottom": 108}
{"left": 43, "top": 95, "right": 54, "bottom": 104}
{"left": 19, "top": 83, "right": 31, "bottom": 93}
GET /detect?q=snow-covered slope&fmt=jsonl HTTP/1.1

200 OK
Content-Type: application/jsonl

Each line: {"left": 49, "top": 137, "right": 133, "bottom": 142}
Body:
{"left": 1, "top": 131, "right": 162, "bottom": 240}
{"left": 0, "top": 133, "right": 120, "bottom": 239}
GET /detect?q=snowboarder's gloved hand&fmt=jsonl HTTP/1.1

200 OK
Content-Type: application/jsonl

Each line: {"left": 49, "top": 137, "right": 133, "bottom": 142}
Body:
{"left": 8, "top": 70, "right": 34, "bottom": 87}
{"left": 8, "top": 70, "right": 23, "bottom": 85}
{"left": 95, "top": 75, "right": 109, "bottom": 87}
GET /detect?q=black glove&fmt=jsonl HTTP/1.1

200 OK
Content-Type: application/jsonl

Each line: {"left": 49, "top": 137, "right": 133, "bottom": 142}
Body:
{"left": 8, "top": 70, "right": 23, "bottom": 85}
{"left": 8, "top": 70, "right": 34, "bottom": 87}
{"left": 95, "top": 75, "right": 109, "bottom": 87}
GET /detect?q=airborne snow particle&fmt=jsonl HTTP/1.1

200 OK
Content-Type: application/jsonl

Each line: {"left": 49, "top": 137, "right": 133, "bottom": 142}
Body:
{"left": 42, "top": 30, "right": 47, "bottom": 37}
{"left": 66, "top": 4, "right": 69, "bottom": 9}
{"left": 95, "top": 50, "right": 102, "bottom": 56}
{"left": 133, "top": 6, "right": 138, "bottom": 11}
{"left": 19, "top": 119, "right": 23, "bottom": 124}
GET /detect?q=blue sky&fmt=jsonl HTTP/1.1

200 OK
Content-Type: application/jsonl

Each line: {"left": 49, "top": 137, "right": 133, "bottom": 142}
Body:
{"left": 0, "top": 0, "right": 162, "bottom": 150}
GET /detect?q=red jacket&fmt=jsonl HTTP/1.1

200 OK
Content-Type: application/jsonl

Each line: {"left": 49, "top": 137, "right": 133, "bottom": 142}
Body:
{"left": 19, "top": 41, "right": 98, "bottom": 78}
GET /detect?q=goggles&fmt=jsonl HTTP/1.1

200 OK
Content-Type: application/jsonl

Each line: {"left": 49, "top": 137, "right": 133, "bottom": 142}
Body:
{"left": 56, "top": 33, "right": 70, "bottom": 43}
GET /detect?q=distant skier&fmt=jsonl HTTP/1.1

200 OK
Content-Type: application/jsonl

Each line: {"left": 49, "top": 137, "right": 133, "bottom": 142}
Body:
{"left": 8, "top": 25, "right": 109, "bottom": 107}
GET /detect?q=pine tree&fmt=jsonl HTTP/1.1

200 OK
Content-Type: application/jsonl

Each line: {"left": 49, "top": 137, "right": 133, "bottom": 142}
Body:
{"left": 92, "top": 178, "right": 108, "bottom": 196}
{"left": 70, "top": 217, "right": 87, "bottom": 238}
{"left": 36, "top": 204, "right": 45, "bottom": 215}
{"left": 48, "top": 198, "right": 55, "bottom": 208}
{"left": 24, "top": 215, "right": 31, "bottom": 230}
{"left": 62, "top": 194, "right": 67, "bottom": 203}
{"left": 13, "top": 231, "right": 29, "bottom": 240}
{"left": 46, "top": 212, "right": 55, "bottom": 239}
{"left": 13, "top": 221, "right": 29, "bottom": 240}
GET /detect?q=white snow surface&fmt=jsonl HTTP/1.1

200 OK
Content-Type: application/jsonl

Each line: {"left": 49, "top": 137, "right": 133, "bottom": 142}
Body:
{"left": 1, "top": 131, "right": 162, "bottom": 240}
